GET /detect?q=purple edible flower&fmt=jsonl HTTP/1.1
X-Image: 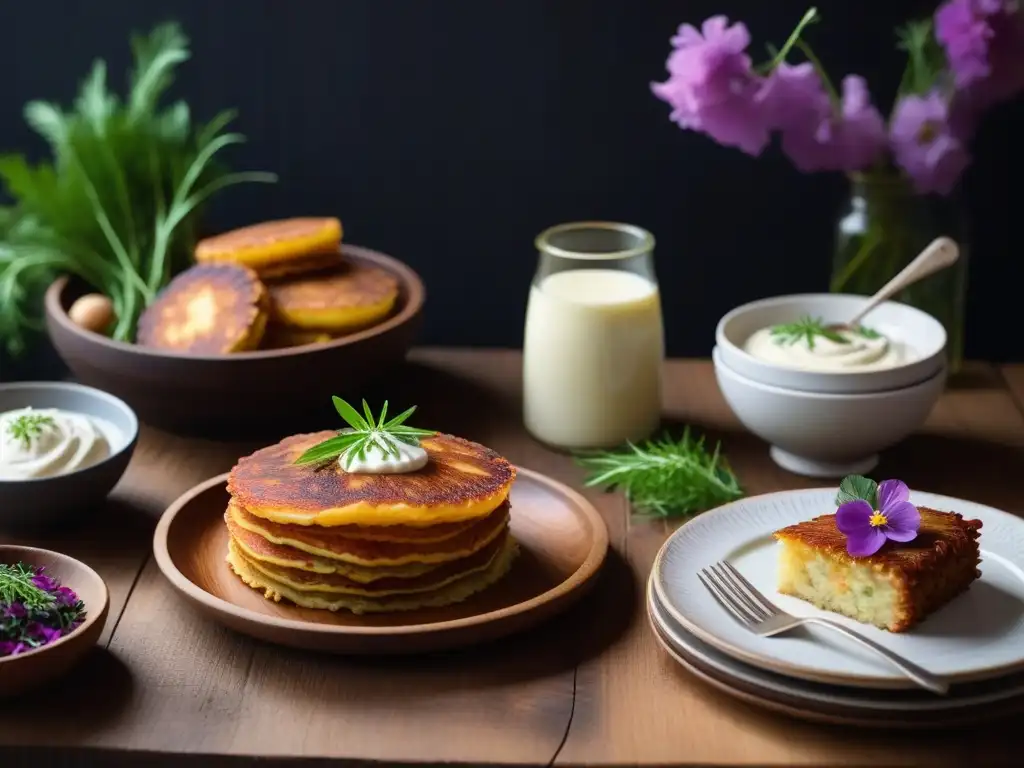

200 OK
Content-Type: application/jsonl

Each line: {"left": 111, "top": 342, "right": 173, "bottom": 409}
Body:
{"left": 0, "top": 640, "right": 28, "bottom": 656}
{"left": 55, "top": 586, "right": 79, "bottom": 607}
{"left": 837, "top": 479, "right": 921, "bottom": 557}
{"left": 890, "top": 90, "right": 971, "bottom": 195}
{"left": 31, "top": 570, "right": 58, "bottom": 593}
{"left": 2, "top": 601, "right": 26, "bottom": 619}
{"left": 651, "top": 16, "right": 771, "bottom": 155}
{"left": 759, "top": 69, "right": 887, "bottom": 173}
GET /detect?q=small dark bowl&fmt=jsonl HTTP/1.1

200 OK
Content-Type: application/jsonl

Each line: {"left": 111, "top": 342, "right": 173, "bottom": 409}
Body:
{"left": 45, "top": 244, "right": 425, "bottom": 438}
{"left": 0, "top": 382, "right": 138, "bottom": 531}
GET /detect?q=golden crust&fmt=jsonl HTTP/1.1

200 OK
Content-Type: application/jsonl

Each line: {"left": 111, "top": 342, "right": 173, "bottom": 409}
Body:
{"left": 195, "top": 217, "right": 342, "bottom": 265}
{"left": 227, "top": 499, "right": 510, "bottom": 566}
{"left": 227, "top": 432, "right": 516, "bottom": 527}
{"left": 775, "top": 507, "right": 982, "bottom": 632}
{"left": 136, "top": 263, "right": 268, "bottom": 354}
{"left": 266, "top": 262, "right": 398, "bottom": 332}
{"left": 227, "top": 520, "right": 508, "bottom": 595}
{"left": 254, "top": 252, "right": 345, "bottom": 279}
{"left": 226, "top": 535, "right": 519, "bottom": 614}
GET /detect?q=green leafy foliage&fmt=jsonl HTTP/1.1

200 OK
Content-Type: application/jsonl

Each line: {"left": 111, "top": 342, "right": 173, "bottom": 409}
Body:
{"left": 576, "top": 429, "right": 744, "bottom": 518}
{"left": 835, "top": 474, "right": 879, "bottom": 507}
{"left": 294, "top": 397, "right": 437, "bottom": 469}
{"left": 0, "top": 22, "right": 277, "bottom": 354}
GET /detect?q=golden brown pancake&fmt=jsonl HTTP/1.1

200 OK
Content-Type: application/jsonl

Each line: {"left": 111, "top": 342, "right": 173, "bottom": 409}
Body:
{"left": 228, "top": 432, "right": 515, "bottom": 527}
{"left": 136, "top": 263, "right": 268, "bottom": 354}
{"left": 226, "top": 535, "right": 519, "bottom": 614}
{"left": 195, "top": 218, "right": 343, "bottom": 272}
{"left": 228, "top": 499, "right": 510, "bottom": 566}
{"left": 259, "top": 323, "right": 333, "bottom": 350}
{"left": 267, "top": 262, "right": 399, "bottom": 332}
{"left": 255, "top": 252, "right": 344, "bottom": 279}
{"left": 228, "top": 526, "right": 509, "bottom": 596}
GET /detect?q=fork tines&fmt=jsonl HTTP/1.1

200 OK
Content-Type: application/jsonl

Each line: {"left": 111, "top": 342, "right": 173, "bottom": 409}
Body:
{"left": 699, "top": 561, "right": 778, "bottom": 625}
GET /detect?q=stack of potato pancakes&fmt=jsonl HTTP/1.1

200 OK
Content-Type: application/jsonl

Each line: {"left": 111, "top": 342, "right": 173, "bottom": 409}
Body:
{"left": 136, "top": 217, "right": 400, "bottom": 354}
{"left": 224, "top": 431, "right": 519, "bottom": 613}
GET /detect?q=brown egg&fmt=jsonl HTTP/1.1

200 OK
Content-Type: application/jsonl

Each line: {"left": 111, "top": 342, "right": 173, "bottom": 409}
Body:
{"left": 68, "top": 293, "right": 115, "bottom": 335}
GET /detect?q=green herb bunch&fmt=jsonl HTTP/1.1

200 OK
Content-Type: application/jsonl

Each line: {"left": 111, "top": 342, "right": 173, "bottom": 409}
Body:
{"left": 576, "top": 429, "right": 744, "bottom": 518}
{"left": 0, "top": 22, "right": 277, "bottom": 354}
{"left": 0, "top": 563, "right": 86, "bottom": 657}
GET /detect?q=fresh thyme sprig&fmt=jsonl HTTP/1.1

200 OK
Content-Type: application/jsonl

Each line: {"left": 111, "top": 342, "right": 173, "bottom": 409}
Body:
{"left": 0, "top": 563, "right": 54, "bottom": 611}
{"left": 576, "top": 429, "right": 744, "bottom": 518}
{"left": 770, "top": 315, "right": 848, "bottom": 348}
{"left": 5, "top": 412, "right": 55, "bottom": 450}
{"left": 294, "top": 397, "right": 436, "bottom": 469}
{"left": 769, "top": 316, "right": 880, "bottom": 349}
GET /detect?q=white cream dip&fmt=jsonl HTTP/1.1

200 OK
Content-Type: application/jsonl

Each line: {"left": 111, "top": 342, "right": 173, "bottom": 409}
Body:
{"left": 0, "top": 407, "right": 116, "bottom": 480}
{"left": 743, "top": 323, "right": 909, "bottom": 372}
{"left": 337, "top": 428, "right": 428, "bottom": 474}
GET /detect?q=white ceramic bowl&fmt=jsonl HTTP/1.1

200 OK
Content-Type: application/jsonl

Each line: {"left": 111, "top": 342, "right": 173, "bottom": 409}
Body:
{"left": 715, "top": 294, "right": 946, "bottom": 394}
{"left": 712, "top": 347, "right": 946, "bottom": 478}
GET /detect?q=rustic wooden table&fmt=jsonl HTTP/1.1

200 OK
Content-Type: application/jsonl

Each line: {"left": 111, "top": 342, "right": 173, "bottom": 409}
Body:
{"left": 2, "top": 348, "right": 1023, "bottom": 767}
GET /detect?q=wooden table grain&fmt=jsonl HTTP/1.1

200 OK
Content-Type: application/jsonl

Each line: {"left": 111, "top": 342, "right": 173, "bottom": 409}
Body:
{"left": 1, "top": 349, "right": 1022, "bottom": 767}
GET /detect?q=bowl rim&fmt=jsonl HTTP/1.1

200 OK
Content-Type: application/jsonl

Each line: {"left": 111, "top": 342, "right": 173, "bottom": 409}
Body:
{"left": 712, "top": 346, "right": 946, "bottom": 400}
{"left": 0, "top": 380, "right": 139, "bottom": 484}
{"left": 715, "top": 292, "right": 948, "bottom": 377}
{"left": 45, "top": 243, "right": 425, "bottom": 362}
{"left": 0, "top": 544, "right": 109, "bottom": 665}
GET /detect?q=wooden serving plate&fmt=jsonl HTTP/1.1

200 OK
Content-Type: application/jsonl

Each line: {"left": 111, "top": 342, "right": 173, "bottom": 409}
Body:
{"left": 0, "top": 546, "right": 110, "bottom": 697}
{"left": 152, "top": 468, "right": 608, "bottom": 654}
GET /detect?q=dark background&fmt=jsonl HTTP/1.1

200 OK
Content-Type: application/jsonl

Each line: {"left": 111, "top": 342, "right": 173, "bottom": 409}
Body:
{"left": 2, "top": 0, "right": 1021, "bottom": 377}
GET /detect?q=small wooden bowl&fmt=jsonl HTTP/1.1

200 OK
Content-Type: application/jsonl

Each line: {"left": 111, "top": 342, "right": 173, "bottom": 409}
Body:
{"left": 45, "top": 245, "right": 425, "bottom": 438}
{"left": 153, "top": 468, "right": 609, "bottom": 654}
{"left": 0, "top": 546, "right": 109, "bottom": 697}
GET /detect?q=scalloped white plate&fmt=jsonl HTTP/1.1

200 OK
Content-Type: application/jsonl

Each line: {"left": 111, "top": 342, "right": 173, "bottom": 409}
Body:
{"left": 652, "top": 488, "right": 1024, "bottom": 689}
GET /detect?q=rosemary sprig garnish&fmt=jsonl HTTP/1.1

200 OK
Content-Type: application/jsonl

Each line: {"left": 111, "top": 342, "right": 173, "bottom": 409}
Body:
{"left": 5, "top": 412, "right": 55, "bottom": 449}
{"left": 770, "top": 315, "right": 848, "bottom": 349}
{"left": 576, "top": 429, "right": 744, "bottom": 518}
{"left": 294, "top": 397, "right": 436, "bottom": 469}
{"left": 0, "top": 562, "right": 55, "bottom": 611}
{"left": 769, "top": 316, "right": 881, "bottom": 349}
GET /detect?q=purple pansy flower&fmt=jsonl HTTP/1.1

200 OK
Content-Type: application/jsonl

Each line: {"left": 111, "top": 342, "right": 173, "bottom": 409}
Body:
{"left": 837, "top": 479, "right": 921, "bottom": 557}
{"left": 651, "top": 16, "right": 771, "bottom": 155}
{"left": 890, "top": 90, "right": 971, "bottom": 195}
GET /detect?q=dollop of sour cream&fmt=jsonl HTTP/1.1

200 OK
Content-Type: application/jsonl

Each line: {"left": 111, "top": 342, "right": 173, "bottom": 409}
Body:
{"left": 0, "top": 407, "right": 113, "bottom": 480}
{"left": 743, "top": 325, "right": 909, "bottom": 372}
{"left": 337, "top": 429, "right": 429, "bottom": 474}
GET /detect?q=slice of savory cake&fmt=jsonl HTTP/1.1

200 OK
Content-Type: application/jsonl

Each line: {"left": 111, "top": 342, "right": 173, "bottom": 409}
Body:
{"left": 774, "top": 507, "right": 982, "bottom": 632}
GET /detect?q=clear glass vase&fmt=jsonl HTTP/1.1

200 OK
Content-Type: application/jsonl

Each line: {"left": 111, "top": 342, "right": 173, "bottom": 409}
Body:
{"left": 830, "top": 171, "right": 968, "bottom": 374}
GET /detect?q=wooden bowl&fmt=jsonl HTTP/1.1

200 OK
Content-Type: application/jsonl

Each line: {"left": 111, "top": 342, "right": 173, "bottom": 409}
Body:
{"left": 45, "top": 245, "right": 425, "bottom": 437}
{"left": 153, "top": 468, "right": 609, "bottom": 654}
{"left": 0, "top": 546, "right": 109, "bottom": 697}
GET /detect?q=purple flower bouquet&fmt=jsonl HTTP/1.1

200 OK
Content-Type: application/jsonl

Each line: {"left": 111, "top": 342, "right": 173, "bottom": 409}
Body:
{"left": 652, "top": 3, "right": 1024, "bottom": 370}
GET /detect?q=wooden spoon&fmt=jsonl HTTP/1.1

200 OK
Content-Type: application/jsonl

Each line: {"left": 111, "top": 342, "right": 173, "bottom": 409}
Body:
{"left": 842, "top": 236, "right": 960, "bottom": 329}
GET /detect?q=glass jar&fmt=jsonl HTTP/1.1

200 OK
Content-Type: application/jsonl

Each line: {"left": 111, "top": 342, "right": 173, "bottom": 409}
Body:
{"left": 522, "top": 221, "right": 664, "bottom": 450}
{"left": 830, "top": 171, "right": 969, "bottom": 374}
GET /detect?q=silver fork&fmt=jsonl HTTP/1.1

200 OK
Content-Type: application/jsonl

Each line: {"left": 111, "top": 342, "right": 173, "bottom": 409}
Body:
{"left": 699, "top": 561, "right": 949, "bottom": 695}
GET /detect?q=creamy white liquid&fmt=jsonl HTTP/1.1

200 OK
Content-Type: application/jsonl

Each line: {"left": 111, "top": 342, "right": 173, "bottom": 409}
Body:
{"left": 0, "top": 407, "right": 118, "bottom": 480}
{"left": 523, "top": 269, "right": 664, "bottom": 449}
{"left": 338, "top": 428, "right": 429, "bottom": 474}
{"left": 743, "top": 325, "right": 910, "bottom": 372}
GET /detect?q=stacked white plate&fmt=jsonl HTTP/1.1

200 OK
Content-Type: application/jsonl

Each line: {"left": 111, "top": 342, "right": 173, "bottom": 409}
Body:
{"left": 648, "top": 488, "right": 1024, "bottom": 727}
